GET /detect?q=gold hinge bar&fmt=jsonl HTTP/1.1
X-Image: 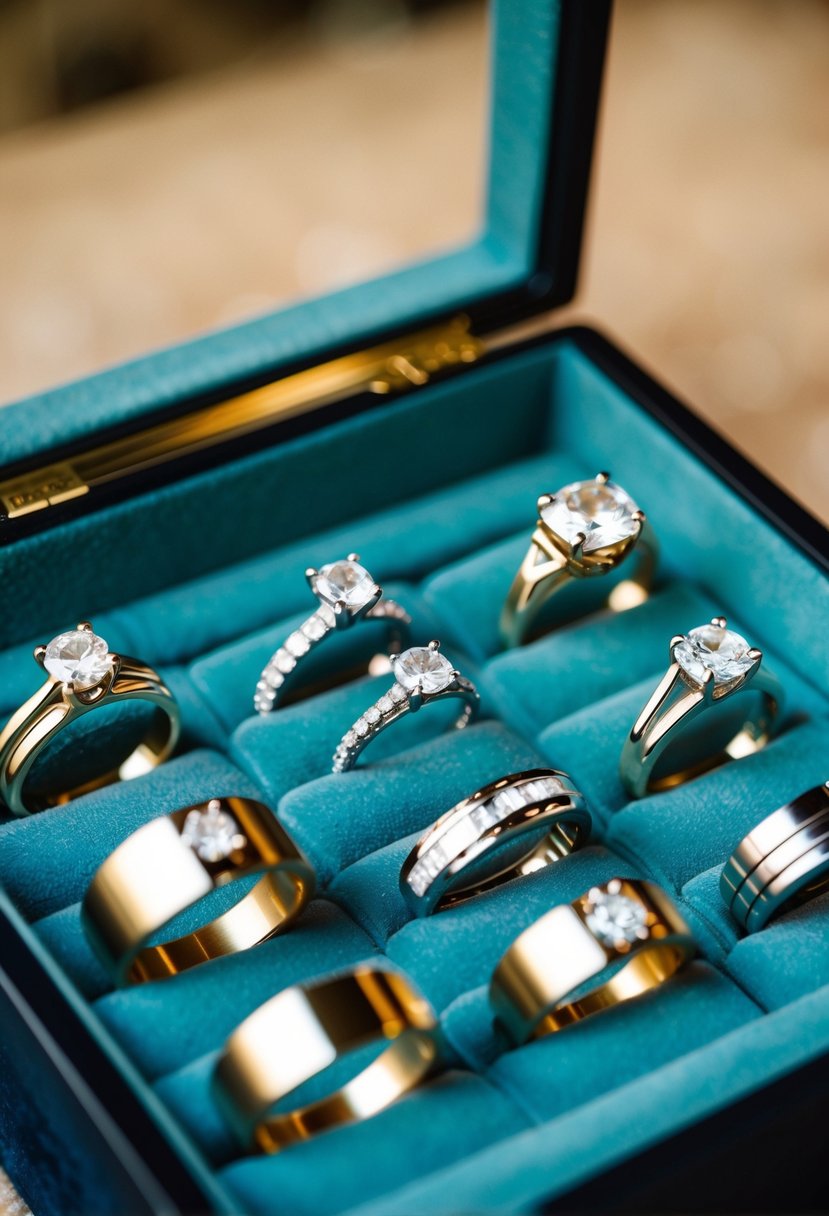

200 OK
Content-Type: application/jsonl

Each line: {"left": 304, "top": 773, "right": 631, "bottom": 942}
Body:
{"left": 1, "top": 316, "right": 484, "bottom": 522}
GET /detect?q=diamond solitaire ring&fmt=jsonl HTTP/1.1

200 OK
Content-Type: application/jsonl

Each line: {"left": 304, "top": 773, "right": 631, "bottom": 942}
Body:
{"left": 489, "top": 878, "right": 695, "bottom": 1044}
{"left": 213, "top": 965, "right": 438, "bottom": 1153}
{"left": 500, "top": 474, "right": 656, "bottom": 647}
{"left": 82, "top": 797, "right": 315, "bottom": 985}
{"left": 0, "top": 622, "right": 181, "bottom": 817}
{"left": 620, "top": 617, "right": 783, "bottom": 800}
{"left": 720, "top": 781, "right": 829, "bottom": 933}
{"left": 400, "top": 769, "right": 591, "bottom": 916}
{"left": 332, "top": 640, "right": 479, "bottom": 773}
{"left": 254, "top": 555, "right": 412, "bottom": 714}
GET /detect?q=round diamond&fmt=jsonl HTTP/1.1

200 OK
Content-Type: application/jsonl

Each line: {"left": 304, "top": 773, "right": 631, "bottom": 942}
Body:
{"left": 181, "top": 800, "right": 243, "bottom": 863}
{"left": 674, "top": 622, "right": 754, "bottom": 688}
{"left": 394, "top": 646, "right": 455, "bottom": 694}
{"left": 540, "top": 478, "right": 640, "bottom": 553}
{"left": 315, "top": 560, "right": 376, "bottom": 610}
{"left": 585, "top": 888, "right": 648, "bottom": 947}
{"left": 43, "top": 628, "right": 112, "bottom": 690}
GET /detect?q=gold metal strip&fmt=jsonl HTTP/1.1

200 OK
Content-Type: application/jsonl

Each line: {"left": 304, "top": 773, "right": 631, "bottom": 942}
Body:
{"left": 1, "top": 316, "right": 484, "bottom": 521}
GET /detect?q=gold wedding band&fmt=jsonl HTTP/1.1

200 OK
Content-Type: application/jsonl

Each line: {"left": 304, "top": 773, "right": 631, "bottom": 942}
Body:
{"left": 0, "top": 622, "right": 180, "bottom": 816}
{"left": 213, "top": 966, "right": 438, "bottom": 1153}
{"left": 82, "top": 797, "right": 315, "bottom": 985}
{"left": 490, "top": 878, "right": 694, "bottom": 1044}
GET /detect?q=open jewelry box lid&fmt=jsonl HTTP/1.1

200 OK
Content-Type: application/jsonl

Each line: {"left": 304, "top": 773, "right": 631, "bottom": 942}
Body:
{"left": 0, "top": 0, "right": 611, "bottom": 484}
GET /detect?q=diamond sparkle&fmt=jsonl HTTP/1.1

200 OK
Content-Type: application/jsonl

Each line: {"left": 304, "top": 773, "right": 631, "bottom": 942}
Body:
{"left": 540, "top": 478, "right": 640, "bottom": 554}
{"left": 43, "top": 628, "right": 113, "bottom": 691}
{"left": 315, "top": 559, "right": 376, "bottom": 611}
{"left": 674, "top": 622, "right": 754, "bottom": 689}
{"left": 584, "top": 886, "right": 648, "bottom": 947}
{"left": 181, "top": 799, "right": 245, "bottom": 863}
{"left": 394, "top": 646, "right": 454, "bottom": 695}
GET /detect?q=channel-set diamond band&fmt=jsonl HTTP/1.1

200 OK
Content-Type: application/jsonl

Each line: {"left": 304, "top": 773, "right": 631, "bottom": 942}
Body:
{"left": 489, "top": 878, "right": 695, "bottom": 1044}
{"left": 332, "top": 640, "right": 479, "bottom": 773}
{"left": 0, "top": 622, "right": 181, "bottom": 817}
{"left": 500, "top": 474, "right": 656, "bottom": 648}
{"left": 720, "top": 781, "right": 829, "bottom": 933}
{"left": 82, "top": 797, "right": 315, "bottom": 985}
{"left": 620, "top": 617, "right": 783, "bottom": 800}
{"left": 254, "top": 556, "right": 411, "bottom": 714}
{"left": 400, "top": 769, "right": 591, "bottom": 916}
{"left": 213, "top": 966, "right": 438, "bottom": 1153}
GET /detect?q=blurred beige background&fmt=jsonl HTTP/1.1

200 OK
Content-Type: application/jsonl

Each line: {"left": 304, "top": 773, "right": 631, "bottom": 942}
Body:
{"left": 0, "top": 0, "right": 826, "bottom": 1208}
{"left": 0, "top": 0, "right": 827, "bottom": 522}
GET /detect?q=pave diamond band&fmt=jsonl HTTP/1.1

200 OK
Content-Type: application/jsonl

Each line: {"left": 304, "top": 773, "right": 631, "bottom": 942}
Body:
{"left": 720, "top": 781, "right": 829, "bottom": 933}
{"left": 82, "top": 797, "right": 315, "bottom": 985}
{"left": 213, "top": 966, "right": 438, "bottom": 1153}
{"left": 254, "top": 556, "right": 412, "bottom": 714}
{"left": 489, "top": 878, "right": 695, "bottom": 1044}
{"left": 0, "top": 621, "right": 181, "bottom": 817}
{"left": 400, "top": 769, "right": 591, "bottom": 916}
{"left": 500, "top": 473, "right": 656, "bottom": 648}
{"left": 619, "top": 616, "right": 784, "bottom": 800}
{"left": 332, "top": 641, "right": 479, "bottom": 773}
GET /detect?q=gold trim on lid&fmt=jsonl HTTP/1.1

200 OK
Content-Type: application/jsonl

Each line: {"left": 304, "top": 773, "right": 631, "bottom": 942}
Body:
{"left": 0, "top": 316, "right": 484, "bottom": 523}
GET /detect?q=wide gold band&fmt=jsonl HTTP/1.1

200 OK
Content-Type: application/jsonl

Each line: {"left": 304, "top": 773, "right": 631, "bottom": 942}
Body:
{"left": 82, "top": 797, "right": 315, "bottom": 985}
{"left": 500, "top": 507, "right": 656, "bottom": 648}
{"left": 0, "top": 650, "right": 180, "bottom": 817}
{"left": 214, "top": 966, "right": 438, "bottom": 1153}
{"left": 489, "top": 878, "right": 695, "bottom": 1044}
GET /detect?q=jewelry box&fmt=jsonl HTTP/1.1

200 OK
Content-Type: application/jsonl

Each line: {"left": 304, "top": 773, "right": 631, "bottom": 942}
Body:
{"left": 1, "top": 2, "right": 828, "bottom": 1212}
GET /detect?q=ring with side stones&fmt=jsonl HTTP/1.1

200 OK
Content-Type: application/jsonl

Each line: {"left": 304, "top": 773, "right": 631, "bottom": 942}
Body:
{"left": 332, "top": 640, "right": 479, "bottom": 773}
{"left": 400, "top": 769, "right": 591, "bottom": 916}
{"left": 82, "top": 797, "right": 315, "bottom": 985}
{"left": 213, "top": 965, "right": 439, "bottom": 1153}
{"left": 619, "top": 617, "right": 783, "bottom": 800}
{"left": 720, "top": 781, "right": 829, "bottom": 933}
{"left": 489, "top": 877, "right": 695, "bottom": 1044}
{"left": 254, "top": 555, "right": 412, "bottom": 714}
{"left": 500, "top": 473, "right": 656, "bottom": 648}
{"left": 0, "top": 622, "right": 180, "bottom": 817}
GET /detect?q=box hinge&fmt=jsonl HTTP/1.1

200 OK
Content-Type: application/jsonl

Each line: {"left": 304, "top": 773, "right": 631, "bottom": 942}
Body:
{"left": 0, "top": 316, "right": 484, "bottom": 527}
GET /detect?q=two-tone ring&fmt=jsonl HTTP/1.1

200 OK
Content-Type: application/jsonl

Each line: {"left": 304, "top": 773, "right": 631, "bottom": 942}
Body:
{"left": 500, "top": 474, "right": 656, "bottom": 648}
{"left": 620, "top": 617, "right": 783, "bottom": 799}
{"left": 332, "top": 640, "right": 479, "bottom": 773}
{"left": 82, "top": 797, "right": 315, "bottom": 984}
{"left": 254, "top": 556, "right": 411, "bottom": 714}
{"left": 721, "top": 781, "right": 829, "bottom": 933}
{"left": 0, "top": 622, "right": 180, "bottom": 817}
{"left": 400, "top": 769, "right": 591, "bottom": 916}
{"left": 490, "top": 878, "right": 695, "bottom": 1044}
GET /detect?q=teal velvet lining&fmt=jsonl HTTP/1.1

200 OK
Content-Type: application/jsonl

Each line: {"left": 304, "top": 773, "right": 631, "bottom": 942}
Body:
{"left": 0, "top": 334, "right": 827, "bottom": 1215}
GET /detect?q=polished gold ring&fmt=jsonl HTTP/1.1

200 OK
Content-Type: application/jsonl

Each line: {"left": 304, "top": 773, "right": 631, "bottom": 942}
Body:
{"left": 500, "top": 474, "right": 656, "bottom": 648}
{"left": 0, "top": 622, "right": 180, "bottom": 817}
{"left": 82, "top": 797, "right": 315, "bottom": 985}
{"left": 213, "top": 966, "right": 438, "bottom": 1153}
{"left": 489, "top": 877, "right": 695, "bottom": 1044}
{"left": 620, "top": 617, "right": 783, "bottom": 799}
